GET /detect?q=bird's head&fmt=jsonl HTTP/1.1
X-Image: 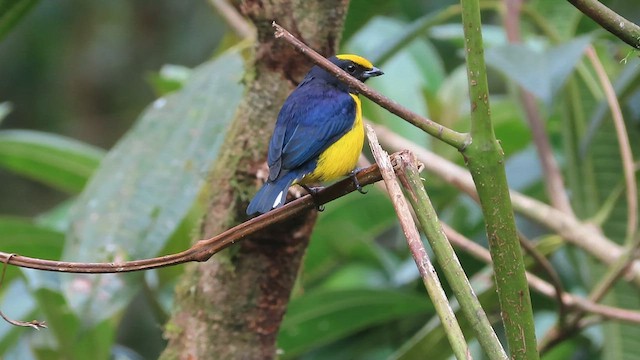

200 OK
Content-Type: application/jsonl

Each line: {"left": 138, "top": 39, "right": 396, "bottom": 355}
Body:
{"left": 306, "top": 54, "right": 383, "bottom": 92}
{"left": 332, "top": 54, "right": 384, "bottom": 82}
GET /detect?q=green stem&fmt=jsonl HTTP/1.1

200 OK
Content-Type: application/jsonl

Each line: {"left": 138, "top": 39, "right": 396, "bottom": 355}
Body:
{"left": 396, "top": 152, "right": 507, "bottom": 360}
{"left": 366, "top": 128, "right": 471, "bottom": 360}
{"left": 459, "top": 0, "right": 539, "bottom": 358}
{"left": 567, "top": 0, "right": 640, "bottom": 50}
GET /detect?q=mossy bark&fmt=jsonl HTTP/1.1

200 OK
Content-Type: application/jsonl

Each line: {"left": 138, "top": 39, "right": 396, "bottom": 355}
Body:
{"left": 160, "top": 1, "right": 349, "bottom": 359}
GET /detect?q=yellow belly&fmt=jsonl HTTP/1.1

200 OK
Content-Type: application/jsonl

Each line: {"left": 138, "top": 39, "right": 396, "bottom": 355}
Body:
{"left": 301, "top": 94, "right": 364, "bottom": 183}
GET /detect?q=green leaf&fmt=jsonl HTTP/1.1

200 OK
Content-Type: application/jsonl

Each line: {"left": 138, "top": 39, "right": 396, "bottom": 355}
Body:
{"left": 28, "top": 286, "right": 115, "bottom": 359}
{"left": 0, "top": 102, "right": 11, "bottom": 123}
{"left": 491, "top": 97, "right": 532, "bottom": 157}
{"left": 61, "top": 49, "right": 244, "bottom": 322}
{"left": 581, "top": 57, "right": 640, "bottom": 155}
{"left": 390, "top": 271, "right": 499, "bottom": 360}
{"left": 29, "top": 286, "right": 81, "bottom": 357}
{"left": 278, "top": 288, "right": 432, "bottom": 358}
{"left": 529, "top": 0, "right": 583, "bottom": 39}
{"left": 429, "top": 24, "right": 507, "bottom": 48}
{"left": 0, "top": 130, "right": 104, "bottom": 193}
{"left": 602, "top": 283, "right": 640, "bottom": 360}
{"left": 485, "top": 36, "right": 592, "bottom": 105}
{"left": 0, "top": 279, "right": 37, "bottom": 353}
{"left": 147, "top": 64, "right": 192, "bottom": 96}
{"left": 0, "top": 216, "right": 65, "bottom": 284}
{"left": 0, "top": 0, "right": 40, "bottom": 41}
{"left": 0, "top": 216, "right": 65, "bottom": 257}
{"left": 590, "top": 109, "right": 640, "bottom": 360}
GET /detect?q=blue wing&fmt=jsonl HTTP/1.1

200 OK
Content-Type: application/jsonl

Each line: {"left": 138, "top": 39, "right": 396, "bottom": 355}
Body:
{"left": 267, "top": 80, "right": 356, "bottom": 181}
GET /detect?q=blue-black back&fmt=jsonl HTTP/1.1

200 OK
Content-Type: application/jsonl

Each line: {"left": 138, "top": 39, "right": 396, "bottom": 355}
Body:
{"left": 267, "top": 68, "right": 357, "bottom": 182}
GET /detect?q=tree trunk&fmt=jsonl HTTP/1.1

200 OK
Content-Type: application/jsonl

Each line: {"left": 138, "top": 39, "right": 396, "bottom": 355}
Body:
{"left": 160, "top": 1, "right": 349, "bottom": 359}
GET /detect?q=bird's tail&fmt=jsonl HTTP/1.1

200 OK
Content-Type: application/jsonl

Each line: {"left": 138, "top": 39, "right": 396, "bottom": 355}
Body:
{"left": 246, "top": 172, "right": 298, "bottom": 216}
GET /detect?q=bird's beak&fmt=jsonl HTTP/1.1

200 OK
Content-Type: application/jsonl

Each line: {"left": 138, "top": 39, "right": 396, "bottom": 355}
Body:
{"left": 363, "top": 67, "right": 384, "bottom": 79}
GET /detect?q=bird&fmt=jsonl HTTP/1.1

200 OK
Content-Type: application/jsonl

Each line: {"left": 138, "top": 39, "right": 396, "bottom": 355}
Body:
{"left": 246, "top": 54, "right": 383, "bottom": 216}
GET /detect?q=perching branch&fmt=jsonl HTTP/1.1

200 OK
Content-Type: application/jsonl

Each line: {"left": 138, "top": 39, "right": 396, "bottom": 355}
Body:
{"left": 568, "top": 0, "right": 640, "bottom": 50}
{"left": 0, "top": 163, "right": 382, "bottom": 274}
{"left": 272, "top": 22, "right": 470, "bottom": 150}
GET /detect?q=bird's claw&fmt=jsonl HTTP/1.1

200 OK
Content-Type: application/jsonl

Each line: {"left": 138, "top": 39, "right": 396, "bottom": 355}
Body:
{"left": 350, "top": 169, "right": 367, "bottom": 194}
{"left": 301, "top": 184, "right": 325, "bottom": 212}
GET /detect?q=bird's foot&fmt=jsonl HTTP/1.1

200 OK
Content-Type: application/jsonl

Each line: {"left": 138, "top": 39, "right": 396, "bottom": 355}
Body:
{"left": 300, "top": 184, "right": 325, "bottom": 212}
{"left": 350, "top": 169, "right": 367, "bottom": 194}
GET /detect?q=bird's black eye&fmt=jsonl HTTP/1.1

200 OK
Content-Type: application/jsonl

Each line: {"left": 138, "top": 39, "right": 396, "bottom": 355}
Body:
{"left": 346, "top": 64, "right": 356, "bottom": 73}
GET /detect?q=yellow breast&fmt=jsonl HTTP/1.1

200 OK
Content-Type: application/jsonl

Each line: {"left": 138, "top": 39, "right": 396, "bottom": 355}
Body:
{"left": 302, "top": 94, "right": 364, "bottom": 183}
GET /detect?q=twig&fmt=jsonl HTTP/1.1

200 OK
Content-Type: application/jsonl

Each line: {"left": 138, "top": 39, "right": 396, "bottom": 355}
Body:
{"left": 0, "top": 163, "right": 383, "bottom": 273}
{"left": 567, "top": 0, "right": 640, "bottom": 50}
{"left": 538, "top": 316, "right": 602, "bottom": 354}
{"left": 442, "top": 224, "right": 640, "bottom": 325}
{"left": 392, "top": 149, "right": 507, "bottom": 360}
{"left": 271, "top": 21, "right": 470, "bottom": 150}
{"left": 366, "top": 126, "right": 471, "bottom": 360}
{"left": 208, "top": 0, "right": 254, "bottom": 39}
{"left": 0, "top": 254, "right": 47, "bottom": 329}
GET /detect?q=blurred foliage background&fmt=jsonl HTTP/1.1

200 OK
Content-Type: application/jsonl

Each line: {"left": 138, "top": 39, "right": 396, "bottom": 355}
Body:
{"left": 1, "top": 0, "right": 639, "bottom": 359}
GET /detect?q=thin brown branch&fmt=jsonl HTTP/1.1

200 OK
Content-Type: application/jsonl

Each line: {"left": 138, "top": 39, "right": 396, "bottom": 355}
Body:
{"left": 537, "top": 316, "right": 603, "bottom": 354}
{"left": 271, "top": 21, "right": 470, "bottom": 150}
{"left": 517, "top": 232, "right": 568, "bottom": 326}
{"left": 208, "top": 0, "right": 254, "bottom": 39}
{"left": 568, "top": 0, "right": 640, "bottom": 50}
{"left": 0, "top": 163, "right": 383, "bottom": 273}
{"left": 585, "top": 46, "right": 637, "bottom": 242}
{"left": 442, "top": 224, "right": 640, "bottom": 325}
{"left": 0, "top": 254, "right": 47, "bottom": 329}
{"left": 370, "top": 123, "right": 640, "bottom": 286}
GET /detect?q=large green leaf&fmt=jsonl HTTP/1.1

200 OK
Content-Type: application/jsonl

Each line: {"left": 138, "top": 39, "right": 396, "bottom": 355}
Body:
{"left": 0, "top": 216, "right": 65, "bottom": 258}
{"left": 278, "top": 288, "right": 433, "bottom": 358}
{"left": 485, "top": 36, "right": 592, "bottom": 105}
{"left": 589, "top": 112, "right": 640, "bottom": 360}
{"left": 61, "top": 50, "right": 244, "bottom": 322}
{"left": 0, "top": 130, "right": 104, "bottom": 193}
{"left": 529, "top": 0, "right": 586, "bottom": 39}
{"left": 562, "top": 65, "right": 640, "bottom": 359}
{"left": 0, "top": 0, "right": 40, "bottom": 41}
{"left": 26, "top": 286, "right": 115, "bottom": 359}
{"left": 0, "top": 216, "right": 65, "bottom": 284}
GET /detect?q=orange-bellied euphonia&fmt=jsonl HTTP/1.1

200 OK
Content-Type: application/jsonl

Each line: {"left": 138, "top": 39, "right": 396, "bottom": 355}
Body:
{"left": 246, "top": 54, "right": 383, "bottom": 215}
